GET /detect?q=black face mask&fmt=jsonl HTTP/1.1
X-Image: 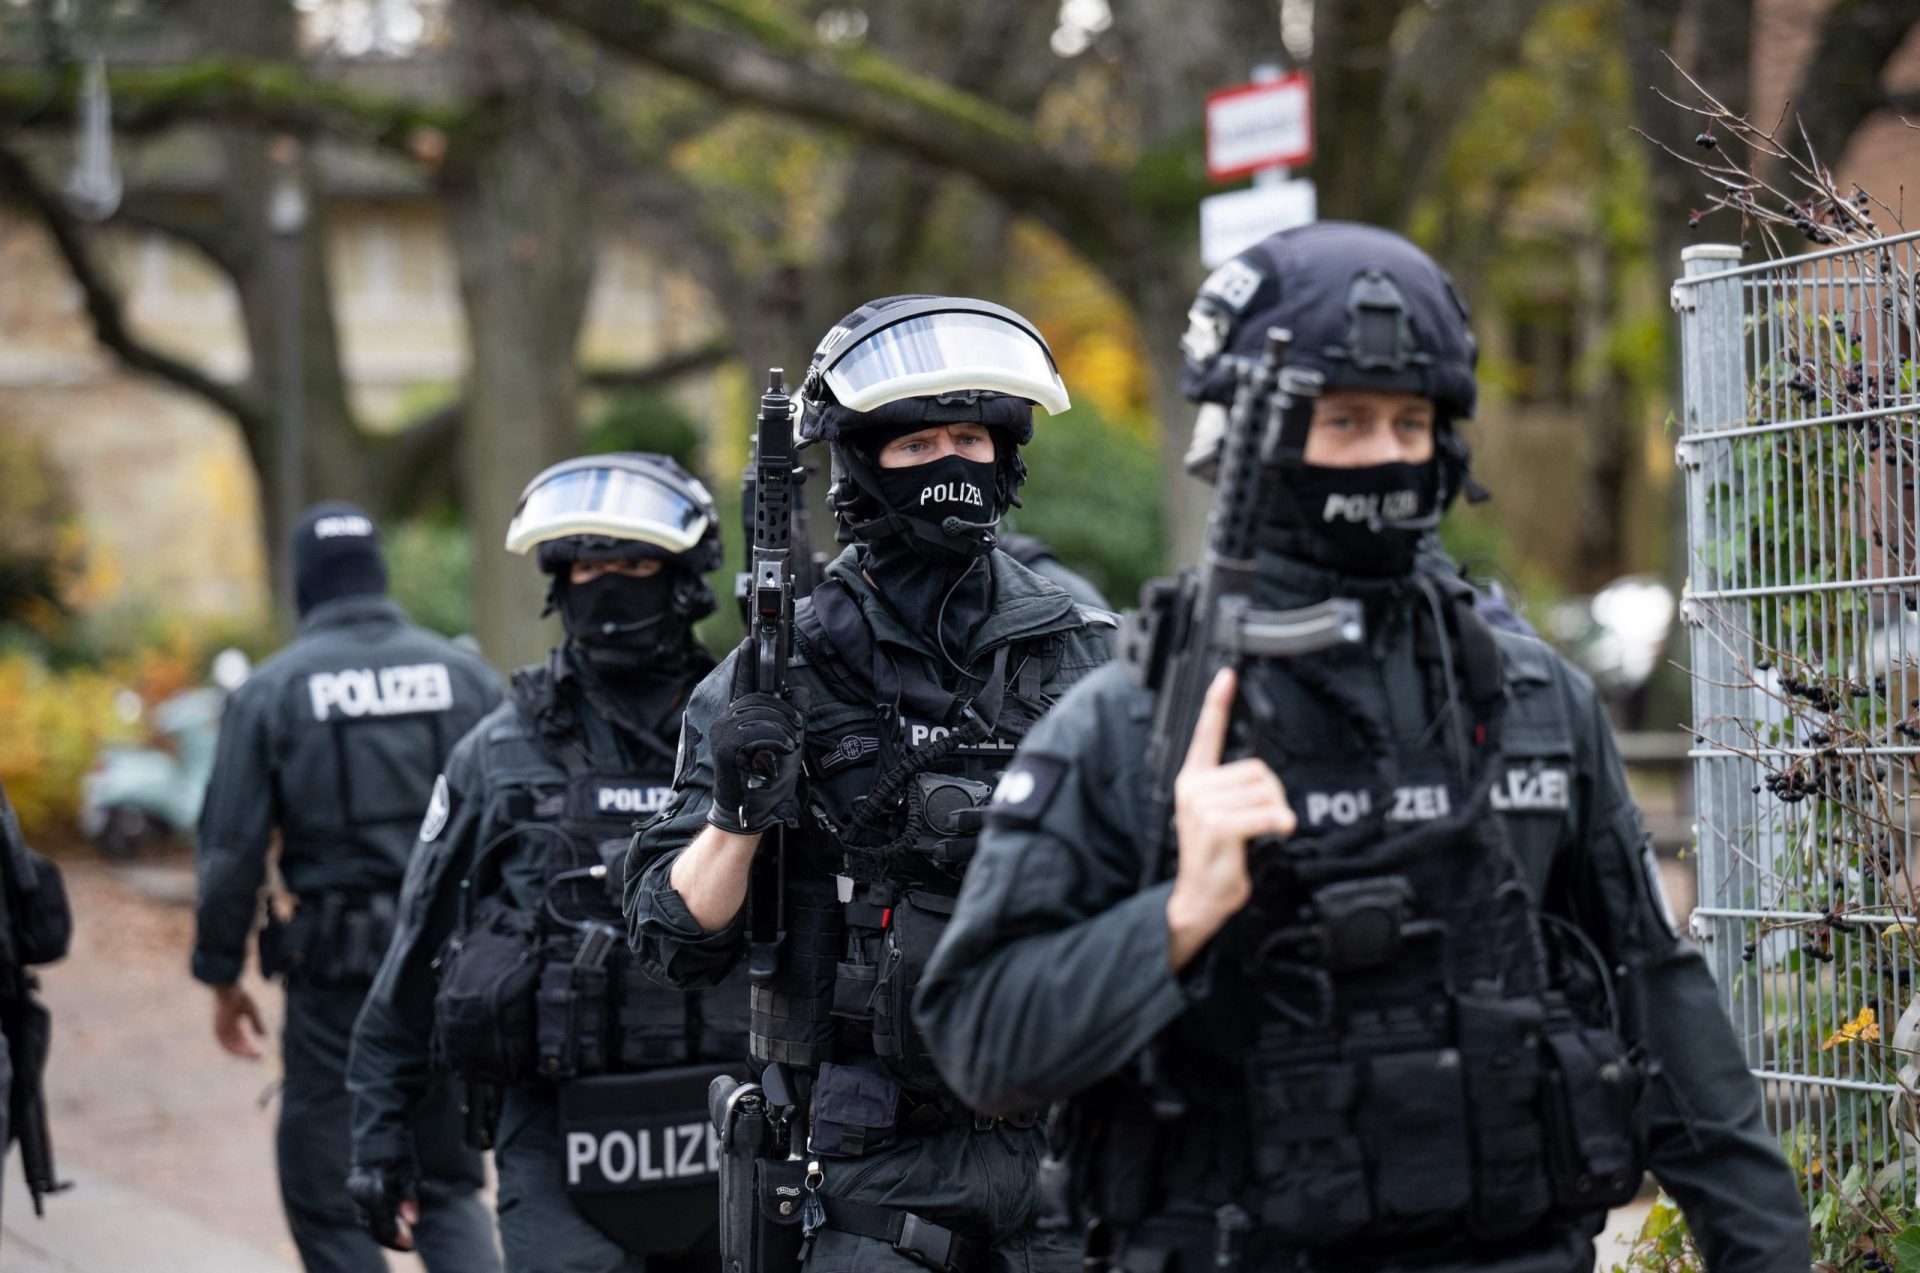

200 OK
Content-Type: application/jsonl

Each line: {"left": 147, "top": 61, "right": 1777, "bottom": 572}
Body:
{"left": 872, "top": 454, "right": 1001, "bottom": 565}
{"left": 1267, "top": 460, "right": 1438, "bottom": 578}
{"left": 556, "top": 572, "right": 694, "bottom": 677}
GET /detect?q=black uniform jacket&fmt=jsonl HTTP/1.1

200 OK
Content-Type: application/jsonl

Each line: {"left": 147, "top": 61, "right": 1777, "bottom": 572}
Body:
{"left": 916, "top": 551, "right": 1809, "bottom": 1273}
{"left": 193, "top": 596, "right": 504, "bottom": 987}
{"left": 347, "top": 646, "right": 710, "bottom": 1167}
{"left": 626, "top": 546, "right": 1116, "bottom": 991}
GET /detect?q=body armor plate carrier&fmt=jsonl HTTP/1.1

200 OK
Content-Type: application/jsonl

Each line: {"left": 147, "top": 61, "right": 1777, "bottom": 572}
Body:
{"left": 1045, "top": 581, "right": 1652, "bottom": 1266}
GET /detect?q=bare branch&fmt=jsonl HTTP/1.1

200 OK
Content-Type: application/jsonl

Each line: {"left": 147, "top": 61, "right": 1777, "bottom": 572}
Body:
{"left": 0, "top": 141, "right": 273, "bottom": 441}
{"left": 490, "top": 0, "right": 1132, "bottom": 257}
{"left": 0, "top": 59, "right": 467, "bottom": 157}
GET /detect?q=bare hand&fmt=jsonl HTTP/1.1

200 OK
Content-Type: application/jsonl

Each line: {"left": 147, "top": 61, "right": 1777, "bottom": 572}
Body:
{"left": 1166, "top": 668, "right": 1295, "bottom": 970}
{"left": 212, "top": 984, "right": 267, "bottom": 1060}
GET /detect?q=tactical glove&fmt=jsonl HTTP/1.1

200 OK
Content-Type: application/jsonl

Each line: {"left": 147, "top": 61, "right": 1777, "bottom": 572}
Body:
{"left": 707, "top": 688, "right": 806, "bottom": 835}
{"left": 345, "top": 1160, "right": 418, "bottom": 1251}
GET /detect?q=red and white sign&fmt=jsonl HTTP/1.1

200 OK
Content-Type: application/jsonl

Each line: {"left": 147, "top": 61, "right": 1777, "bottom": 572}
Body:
{"left": 1205, "top": 73, "right": 1314, "bottom": 181}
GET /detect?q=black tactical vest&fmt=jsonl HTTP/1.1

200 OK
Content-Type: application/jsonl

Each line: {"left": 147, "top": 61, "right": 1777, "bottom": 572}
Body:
{"left": 750, "top": 579, "right": 1066, "bottom": 1142}
{"left": 1057, "top": 580, "right": 1650, "bottom": 1260}
{"left": 508, "top": 663, "right": 748, "bottom": 1079}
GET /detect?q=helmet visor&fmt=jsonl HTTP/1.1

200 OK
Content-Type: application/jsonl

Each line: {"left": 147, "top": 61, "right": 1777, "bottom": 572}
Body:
{"left": 504, "top": 460, "right": 713, "bottom": 556}
{"left": 819, "top": 303, "right": 1070, "bottom": 416}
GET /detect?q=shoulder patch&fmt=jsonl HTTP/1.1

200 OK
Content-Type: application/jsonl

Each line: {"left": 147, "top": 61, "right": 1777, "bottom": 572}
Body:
{"left": 1199, "top": 257, "right": 1264, "bottom": 312}
{"left": 986, "top": 754, "right": 1069, "bottom": 828}
{"left": 418, "top": 773, "right": 451, "bottom": 843}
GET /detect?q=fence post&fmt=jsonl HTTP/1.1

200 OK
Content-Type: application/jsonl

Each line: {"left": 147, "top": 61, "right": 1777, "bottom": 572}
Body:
{"left": 1672, "top": 244, "right": 1748, "bottom": 992}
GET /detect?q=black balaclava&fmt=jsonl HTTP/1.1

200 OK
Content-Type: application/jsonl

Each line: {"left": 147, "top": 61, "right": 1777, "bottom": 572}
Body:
{"left": 291, "top": 501, "right": 388, "bottom": 618}
{"left": 848, "top": 425, "right": 1006, "bottom": 658}
{"left": 1260, "top": 455, "right": 1441, "bottom": 578}
{"left": 552, "top": 565, "right": 707, "bottom": 681}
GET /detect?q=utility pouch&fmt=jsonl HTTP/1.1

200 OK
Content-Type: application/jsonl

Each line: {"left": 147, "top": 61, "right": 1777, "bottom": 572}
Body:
{"left": 1364, "top": 1050, "right": 1472, "bottom": 1225}
{"left": 614, "top": 947, "right": 693, "bottom": 1070}
{"left": 462, "top": 1080, "right": 502, "bottom": 1151}
{"left": 809, "top": 1060, "right": 901, "bottom": 1158}
{"left": 872, "top": 890, "right": 955, "bottom": 1091}
{"left": 749, "top": 878, "right": 841, "bottom": 1070}
{"left": 831, "top": 958, "right": 879, "bottom": 1024}
{"left": 559, "top": 1063, "right": 745, "bottom": 1259}
{"left": 538, "top": 962, "right": 609, "bottom": 1081}
{"left": 12, "top": 852, "right": 71, "bottom": 966}
{"left": 1455, "top": 994, "right": 1551, "bottom": 1238}
{"left": 1245, "top": 1060, "right": 1368, "bottom": 1242}
{"left": 1538, "top": 1015, "right": 1651, "bottom": 1214}
{"left": 258, "top": 908, "right": 293, "bottom": 980}
{"left": 752, "top": 1156, "right": 810, "bottom": 1269}
{"left": 431, "top": 898, "right": 541, "bottom": 1085}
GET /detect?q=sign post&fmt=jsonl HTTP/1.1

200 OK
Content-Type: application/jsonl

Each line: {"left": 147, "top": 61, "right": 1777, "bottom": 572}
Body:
{"left": 1199, "top": 66, "right": 1316, "bottom": 266}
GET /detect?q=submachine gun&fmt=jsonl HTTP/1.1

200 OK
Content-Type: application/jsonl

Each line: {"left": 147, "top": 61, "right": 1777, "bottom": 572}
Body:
{"left": 1034, "top": 331, "right": 1369, "bottom": 1244}
{"left": 1127, "top": 328, "right": 1365, "bottom": 891}
{"left": 712, "top": 369, "right": 820, "bottom": 1273}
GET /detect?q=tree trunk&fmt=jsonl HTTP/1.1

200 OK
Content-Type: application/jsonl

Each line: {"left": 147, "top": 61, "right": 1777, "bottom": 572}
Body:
{"left": 188, "top": 0, "right": 365, "bottom": 620}
{"left": 445, "top": 15, "right": 601, "bottom": 670}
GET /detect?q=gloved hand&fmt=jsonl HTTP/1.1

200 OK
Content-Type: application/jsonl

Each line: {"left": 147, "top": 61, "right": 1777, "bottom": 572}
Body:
{"left": 707, "top": 671, "right": 807, "bottom": 835}
{"left": 346, "top": 1160, "right": 419, "bottom": 1251}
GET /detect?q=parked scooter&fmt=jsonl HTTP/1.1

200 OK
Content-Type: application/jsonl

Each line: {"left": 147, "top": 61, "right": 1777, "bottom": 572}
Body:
{"left": 79, "top": 648, "right": 251, "bottom": 860}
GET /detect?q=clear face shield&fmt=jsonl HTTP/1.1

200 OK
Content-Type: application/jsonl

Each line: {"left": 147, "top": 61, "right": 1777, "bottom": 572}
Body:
{"left": 810, "top": 298, "right": 1071, "bottom": 416}
{"left": 503, "top": 456, "right": 715, "bottom": 556}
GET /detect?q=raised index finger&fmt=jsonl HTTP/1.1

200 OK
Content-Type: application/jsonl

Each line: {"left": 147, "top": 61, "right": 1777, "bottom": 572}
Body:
{"left": 1182, "top": 667, "right": 1238, "bottom": 772}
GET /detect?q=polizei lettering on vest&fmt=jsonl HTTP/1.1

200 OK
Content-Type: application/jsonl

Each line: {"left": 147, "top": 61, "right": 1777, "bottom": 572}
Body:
{"left": 1320, "top": 489, "right": 1420, "bottom": 524}
{"left": 1303, "top": 783, "right": 1451, "bottom": 828}
{"left": 906, "top": 722, "right": 1016, "bottom": 752}
{"left": 919, "top": 481, "right": 984, "bottom": 508}
{"left": 565, "top": 1122, "right": 722, "bottom": 1188}
{"left": 595, "top": 786, "right": 674, "bottom": 816}
{"left": 1488, "top": 767, "right": 1572, "bottom": 813}
{"left": 308, "top": 663, "right": 454, "bottom": 722}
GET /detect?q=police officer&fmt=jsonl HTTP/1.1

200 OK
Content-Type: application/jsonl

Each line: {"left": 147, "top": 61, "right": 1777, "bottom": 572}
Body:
{"left": 348, "top": 454, "right": 744, "bottom": 1273}
{"left": 916, "top": 225, "right": 1809, "bottom": 1273}
{"left": 629, "top": 295, "right": 1114, "bottom": 1273}
{"left": 193, "top": 502, "right": 503, "bottom": 1273}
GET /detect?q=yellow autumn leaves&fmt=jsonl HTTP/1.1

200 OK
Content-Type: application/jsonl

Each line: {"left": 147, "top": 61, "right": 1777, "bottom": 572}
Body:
{"left": 1822, "top": 1006, "right": 1881, "bottom": 1050}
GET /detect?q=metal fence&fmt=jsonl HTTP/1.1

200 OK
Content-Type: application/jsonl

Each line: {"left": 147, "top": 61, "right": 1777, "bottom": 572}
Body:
{"left": 1674, "top": 230, "right": 1920, "bottom": 1207}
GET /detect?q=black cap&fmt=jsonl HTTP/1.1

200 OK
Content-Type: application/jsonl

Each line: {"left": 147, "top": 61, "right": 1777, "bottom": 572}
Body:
{"left": 291, "top": 501, "right": 387, "bottom": 617}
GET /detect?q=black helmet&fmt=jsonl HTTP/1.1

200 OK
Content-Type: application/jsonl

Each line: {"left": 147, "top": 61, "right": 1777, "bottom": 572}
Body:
{"left": 795, "top": 295, "right": 1068, "bottom": 555}
{"left": 1180, "top": 222, "right": 1477, "bottom": 417}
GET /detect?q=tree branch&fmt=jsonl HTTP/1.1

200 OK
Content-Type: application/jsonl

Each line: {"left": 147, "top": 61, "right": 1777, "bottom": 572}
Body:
{"left": 583, "top": 341, "right": 731, "bottom": 391}
{"left": 0, "top": 59, "right": 468, "bottom": 156}
{"left": 376, "top": 341, "right": 736, "bottom": 512}
{"left": 491, "top": 0, "right": 1133, "bottom": 257}
{"left": 0, "top": 141, "right": 273, "bottom": 442}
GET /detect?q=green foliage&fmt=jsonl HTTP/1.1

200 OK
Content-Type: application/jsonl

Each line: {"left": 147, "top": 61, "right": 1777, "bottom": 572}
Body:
{"left": 1015, "top": 401, "right": 1166, "bottom": 607}
{"left": 0, "top": 434, "right": 82, "bottom": 640}
{"left": 385, "top": 514, "right": 474, "bottom": 638}
{"left": 583, "top": 391, "right": 708, "bottom": 468}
